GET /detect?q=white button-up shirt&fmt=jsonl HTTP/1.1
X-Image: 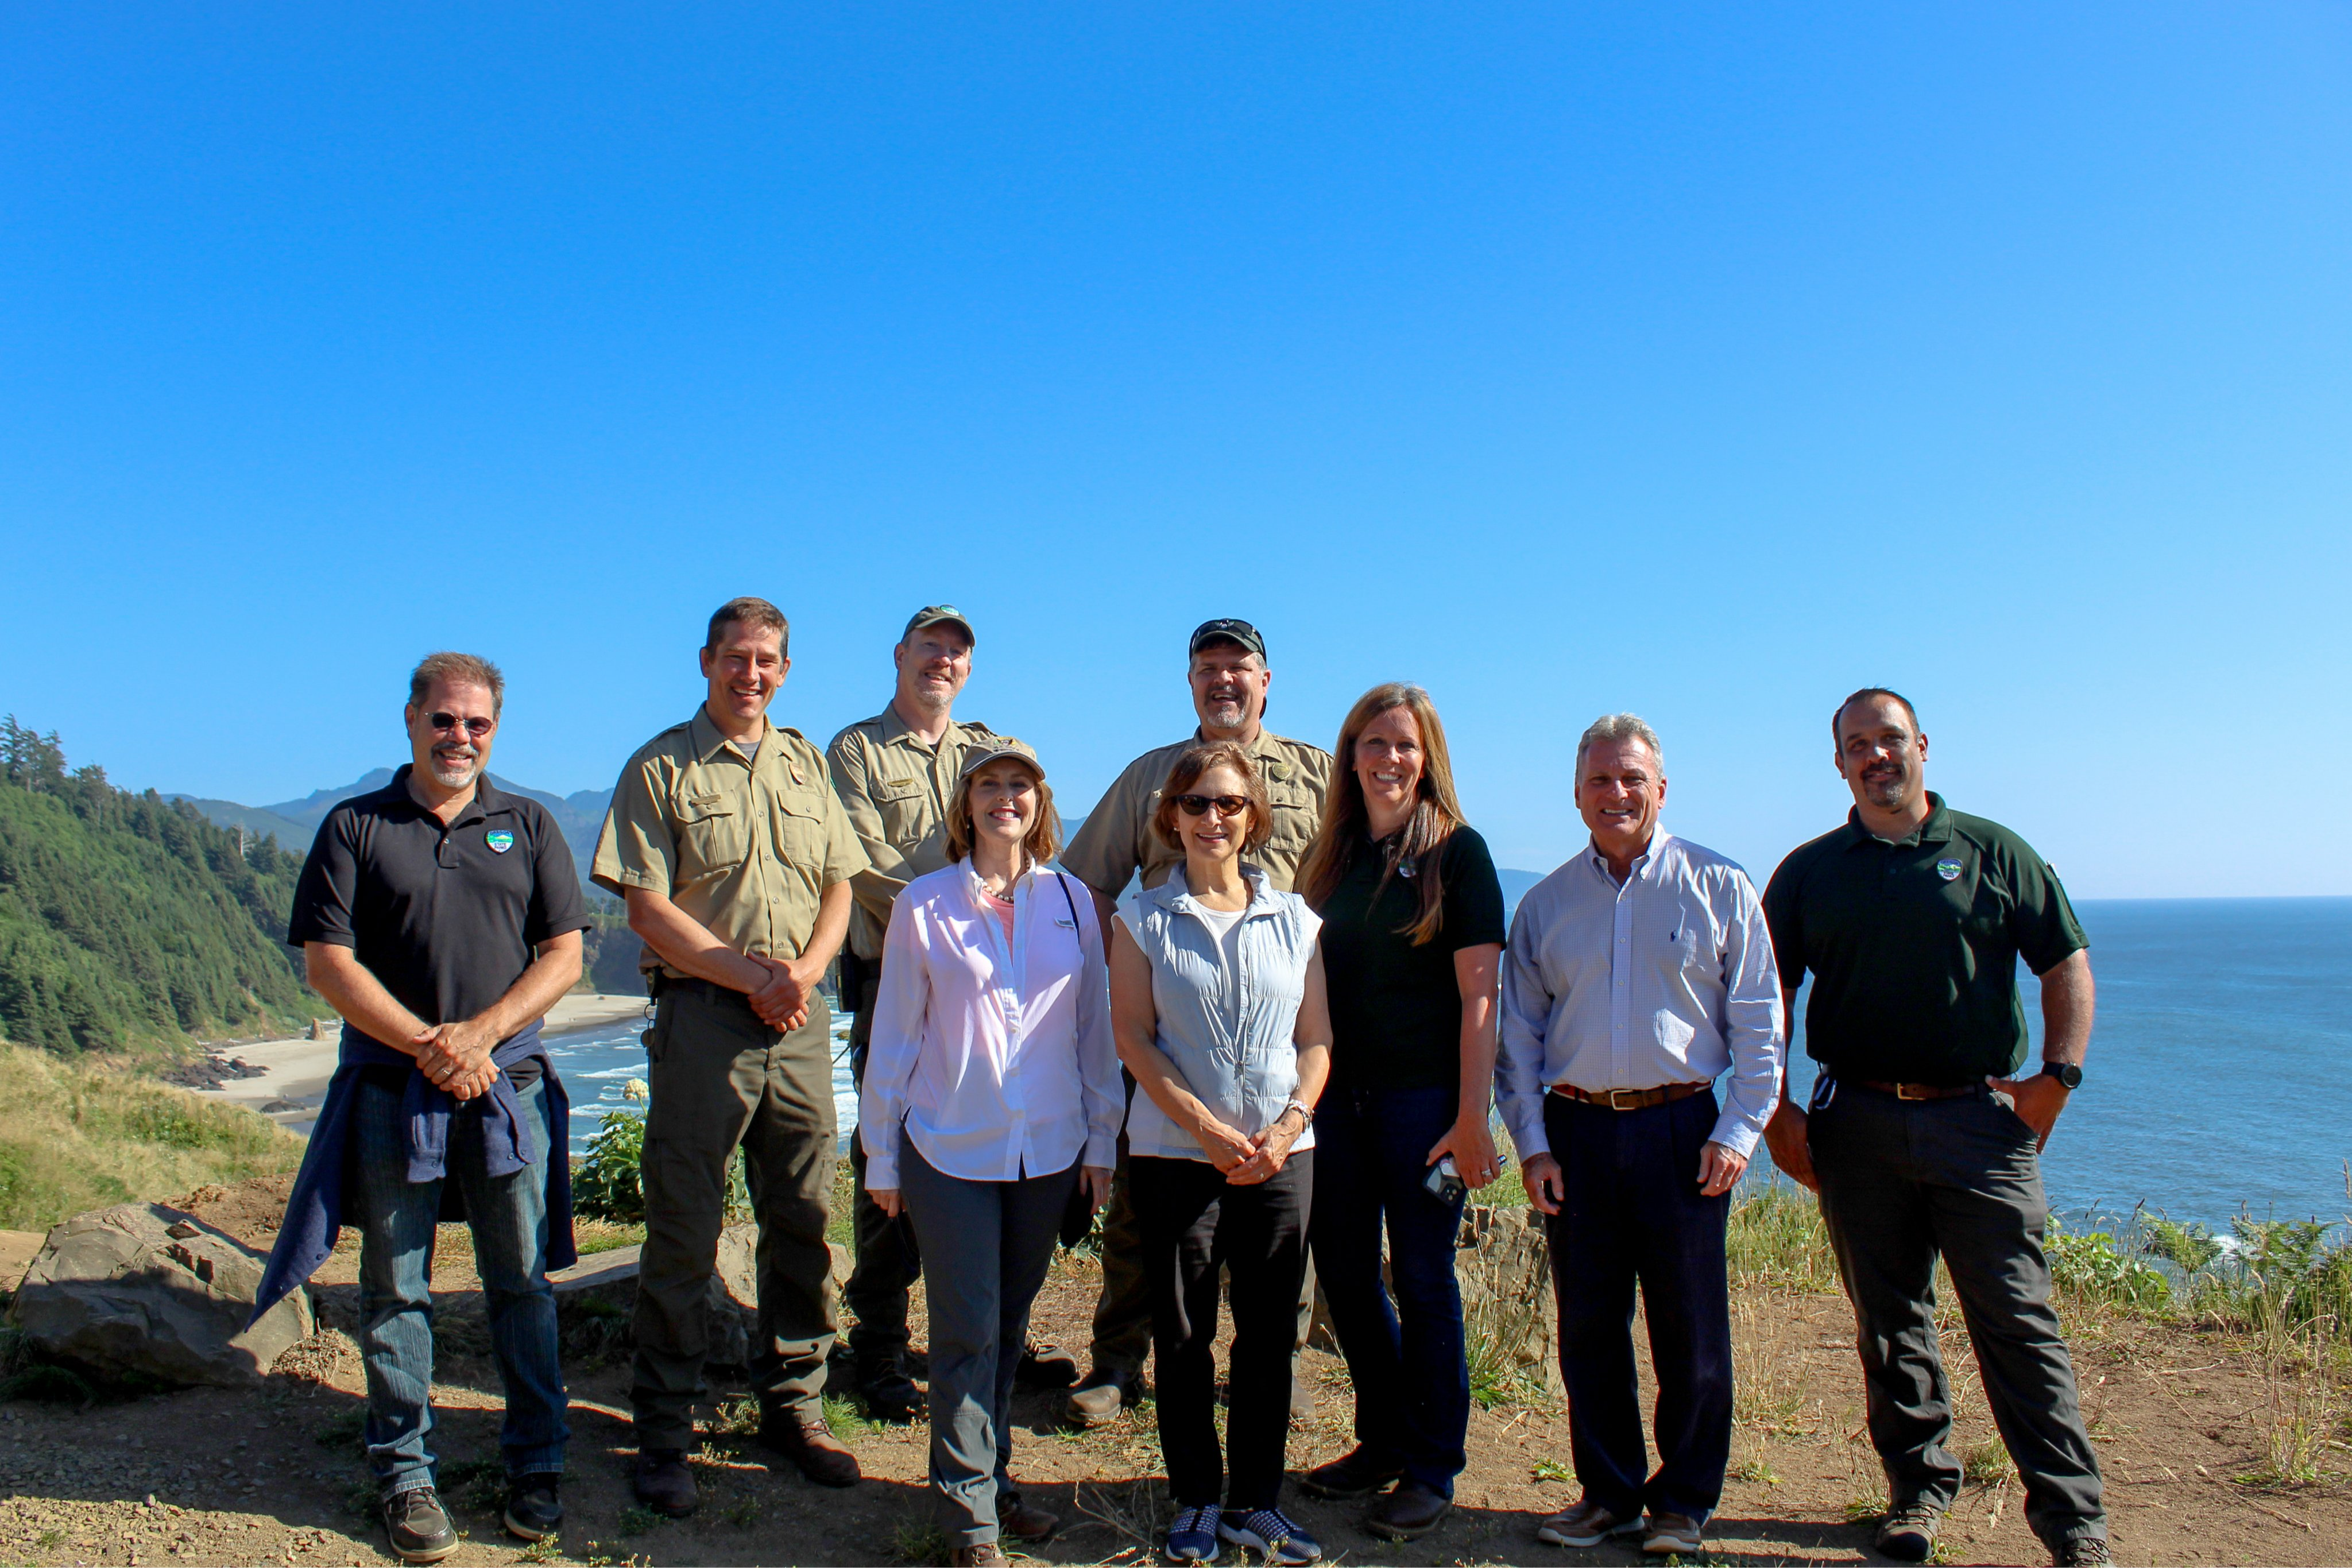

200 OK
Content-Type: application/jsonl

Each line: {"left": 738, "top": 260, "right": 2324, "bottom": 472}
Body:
{"left": 859, "top": 861, "right": 1123, "bottom": 1189}
{"left": 1495, "top": 832, "right": 1785, "bottom": 1160}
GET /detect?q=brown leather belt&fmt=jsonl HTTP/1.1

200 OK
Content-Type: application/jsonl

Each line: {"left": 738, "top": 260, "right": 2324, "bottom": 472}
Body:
{"left": 1549, "top": 1082, "right": 1709, "bottom": 1111}
{"left": 1853, "top": 1079, "right": 1976, "bottom": 1101}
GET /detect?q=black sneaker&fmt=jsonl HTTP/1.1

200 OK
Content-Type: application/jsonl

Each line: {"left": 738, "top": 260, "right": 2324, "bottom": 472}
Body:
{"left": 1875, "top": 1505, "right": 1941, "bottom": 1563}
{"left": 382, "top": 1486, "right": 458, "bottom": 1565}
{"left": 503, "top": 1473, "right": 562, "bottom": 1542}
{"left": 2054, "top": 1537, "right": 2113, "bottom": 1567}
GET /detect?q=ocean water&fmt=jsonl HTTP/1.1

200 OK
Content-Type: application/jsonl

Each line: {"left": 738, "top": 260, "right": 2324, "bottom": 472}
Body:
{"left": 543, "top": 897, "right": 2352, "bottom": 1228}
{"left": 1781, "top": 897, "right": 2352, "bottom": 1229}
{"left": 545, "top": 1003, "right": 860, "bottom": 1146}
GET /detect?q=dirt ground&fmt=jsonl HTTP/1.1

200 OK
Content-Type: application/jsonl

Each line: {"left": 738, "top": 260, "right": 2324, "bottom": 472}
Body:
{"left": 2, "top": 1181, "right": 2348, "bottom": 1567}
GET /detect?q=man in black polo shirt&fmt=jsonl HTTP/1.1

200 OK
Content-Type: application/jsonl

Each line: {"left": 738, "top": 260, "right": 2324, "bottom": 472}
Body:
{"left": 253, "top": 652, "right": 588, "bottom": 1566}
{"left": 1762, "top": 688, "right": 2106, "bottom": 1568}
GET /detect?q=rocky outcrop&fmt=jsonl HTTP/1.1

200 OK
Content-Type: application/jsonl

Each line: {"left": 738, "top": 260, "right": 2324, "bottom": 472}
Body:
{"left": 8, "top": 1204, "right": 315, "bottom": 1387}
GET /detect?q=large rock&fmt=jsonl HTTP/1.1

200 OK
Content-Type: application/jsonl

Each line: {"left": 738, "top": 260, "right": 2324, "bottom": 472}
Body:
{"left": 8, "top": 1203, "right": 315, "bottom": 1388}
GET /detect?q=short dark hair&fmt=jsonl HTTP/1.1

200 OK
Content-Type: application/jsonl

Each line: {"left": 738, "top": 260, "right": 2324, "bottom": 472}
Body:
{"left": 408, "top": 652, "right": 505, "bottom": 714}
{"left": 1152, "top": 741, "right": 1274, "bottom": 854}
{"left": 706, "top": 597, "right": 790, "bottom": 655}
{"left": 1832, "top": 687, "right": 1921, "bottom": 743}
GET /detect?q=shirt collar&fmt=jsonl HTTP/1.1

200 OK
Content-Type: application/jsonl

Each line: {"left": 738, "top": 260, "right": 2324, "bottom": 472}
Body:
{"left": 385, "top": 764, "right": 501, "bottom": 827}
{"left": 1156, "top": 863, "right": 1275, "bottom": 917}
{"left": 1841, "top": 791, "right": 1953, "bottom": 849}
{"left": 1585, "top": 831, "right": 1668, "bottom": 882}
{"left": 689, "top": 705, "right": 771, "bottom": 766}
{"left": 877, "top": 703, "right": 976, "bottom": 754}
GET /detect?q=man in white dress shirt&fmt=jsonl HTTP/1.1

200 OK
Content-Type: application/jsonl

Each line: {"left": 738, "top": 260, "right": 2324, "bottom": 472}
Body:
{"left": 1495, "top": 714, "right": 1784, "bottom": 1559}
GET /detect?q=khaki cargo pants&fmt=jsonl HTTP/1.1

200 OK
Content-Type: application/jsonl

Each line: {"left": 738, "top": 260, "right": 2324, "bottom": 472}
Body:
{"left": 632, "top": 981, "right": 837, "bottom": 1451}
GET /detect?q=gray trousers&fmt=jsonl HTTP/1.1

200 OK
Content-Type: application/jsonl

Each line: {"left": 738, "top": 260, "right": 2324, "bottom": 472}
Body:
{"left": 899, "top": 1140, "right": 1078, "bottom": 1546}
{"left": 632, "top": 983, "right": 838, "bottom": 1450}
{"left": 1809, "top": 1080, "right": 2106, "bottom": 1551}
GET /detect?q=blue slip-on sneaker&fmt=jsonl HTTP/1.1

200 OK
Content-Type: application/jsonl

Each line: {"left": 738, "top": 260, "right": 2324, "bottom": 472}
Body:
{"left": 1219, "top": 1507, "right": 1322, "bottom": 1565}
{"left": 1163, "top": 1504, "right": 1223, "bottom": 1563}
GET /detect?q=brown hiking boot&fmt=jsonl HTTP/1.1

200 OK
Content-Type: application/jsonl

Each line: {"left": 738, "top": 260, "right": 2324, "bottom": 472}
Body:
{"left": 759, "top": 1404, "right": 861, "bottom": 1488}
{"left": 631, "top": 1449, "right": 698, "bottom": 1518}
{"left": 999, "top": 1488, "right": 1060, "bottom": 1542}
{"left": 949, "top": 1544, "right": 1009, "bottom": 1567}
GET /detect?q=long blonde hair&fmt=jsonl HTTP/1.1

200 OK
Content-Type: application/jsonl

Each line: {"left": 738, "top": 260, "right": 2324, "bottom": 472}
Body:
{"left": 1298, "top": 683, "right": 1467, "bottom": 945}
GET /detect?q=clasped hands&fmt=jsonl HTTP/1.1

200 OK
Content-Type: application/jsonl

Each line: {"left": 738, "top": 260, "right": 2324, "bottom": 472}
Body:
{"left": 412, "top": 1016, "right": 500, "bottom": 1100}
{"left": 1198, "top": 1111, "right": 1308, "bottom": 1186}
{"left": 742, "top": 953, "right": 819, "bottom": 1031}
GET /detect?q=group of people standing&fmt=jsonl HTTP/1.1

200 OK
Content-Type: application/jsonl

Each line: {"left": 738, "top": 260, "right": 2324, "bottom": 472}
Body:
{"left": 252, "top": 595, "right": 2111, "bottom": 1568}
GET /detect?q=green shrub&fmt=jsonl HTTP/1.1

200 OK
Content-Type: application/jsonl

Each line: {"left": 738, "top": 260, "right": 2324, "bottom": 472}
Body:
{"left": 572, "top": 1110, "right": 645, "bottom": 1224}
{"left": 2047, "top": 1217, "right": 2172, "bottom": 1310}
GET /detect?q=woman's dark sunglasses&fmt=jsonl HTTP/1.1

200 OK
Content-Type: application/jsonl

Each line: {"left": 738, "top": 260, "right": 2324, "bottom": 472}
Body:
{"left": 1174, "top": 793, "right": 1250, "bottom": 818}
{"left": 426, "top": 712, "right": 496, "bottom": 739}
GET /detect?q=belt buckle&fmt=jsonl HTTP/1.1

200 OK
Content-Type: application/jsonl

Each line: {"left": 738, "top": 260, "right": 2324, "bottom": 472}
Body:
{"left": 1895, "top": 1082, "right": 1929, "bottom": 1101}
{"left": 1606, "top": 1087, "right": 1645, "bottom": 1111}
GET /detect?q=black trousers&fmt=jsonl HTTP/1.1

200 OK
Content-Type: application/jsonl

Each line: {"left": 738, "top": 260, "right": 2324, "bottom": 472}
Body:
{"left": 1809, "top": 1080, "right": 2105, "bottom": 1551}
{"left": 845, "top": 973, "right": 922, "bottom": 1367}
{"left": 1542, "top": 1090, "right": 1734, "bottom": 1521}
{"left": 1131, "top": 1152, "right": 1313, "bottom": 1511}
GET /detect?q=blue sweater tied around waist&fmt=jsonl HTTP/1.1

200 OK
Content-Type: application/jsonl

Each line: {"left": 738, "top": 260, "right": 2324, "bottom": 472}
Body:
{"left": 249, "top": 1020, "right": 575, "bottom": 1325}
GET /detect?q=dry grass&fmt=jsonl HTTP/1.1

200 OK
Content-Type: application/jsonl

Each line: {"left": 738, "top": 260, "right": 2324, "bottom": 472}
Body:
{"left": 0, "top": 1042, "right": 304, "bottom": 1230}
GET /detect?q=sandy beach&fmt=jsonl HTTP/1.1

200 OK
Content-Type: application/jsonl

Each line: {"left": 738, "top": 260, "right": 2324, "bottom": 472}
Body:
{"left": 187, "top": 992, "right": 647, "bottom": 1132}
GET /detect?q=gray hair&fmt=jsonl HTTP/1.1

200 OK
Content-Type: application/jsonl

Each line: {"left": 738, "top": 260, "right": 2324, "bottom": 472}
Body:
{"left": 1575, "top": 712, "right": 1663, "bottom": 773}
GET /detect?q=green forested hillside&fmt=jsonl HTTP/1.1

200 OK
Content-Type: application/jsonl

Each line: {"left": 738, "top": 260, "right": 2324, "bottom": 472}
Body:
{"left": 0, "top": 718, "right": 327, "bottom": 1055}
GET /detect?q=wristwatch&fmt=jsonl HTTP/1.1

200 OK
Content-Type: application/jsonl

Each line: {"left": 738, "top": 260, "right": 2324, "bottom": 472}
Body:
{"left": 1280, "top": 1099, "right": 1316, "bottom": 1128}
{"left": 2039, "top": 1061, "right": 2084, "bottom": 1090}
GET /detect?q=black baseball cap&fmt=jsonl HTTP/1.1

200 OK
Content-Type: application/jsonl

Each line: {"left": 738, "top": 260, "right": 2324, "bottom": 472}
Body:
{"left": 903, "top": 605, "right": 975, "bottom": 644}
{"left": 1187, "top": 618, "right": 1266, "bottom": 661}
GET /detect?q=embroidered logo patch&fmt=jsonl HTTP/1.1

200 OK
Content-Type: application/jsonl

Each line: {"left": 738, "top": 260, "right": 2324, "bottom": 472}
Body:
{"left": 1935, "top": 856, "right": 1963, "bottom": 881}
{"left": 485, "top": 830, "right": 516, "bottom": 854}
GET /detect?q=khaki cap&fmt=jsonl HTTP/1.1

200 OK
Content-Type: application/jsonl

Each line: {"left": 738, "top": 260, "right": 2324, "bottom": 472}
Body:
{"left": 958, "top": 745, "right": 1045, "bottom": 782}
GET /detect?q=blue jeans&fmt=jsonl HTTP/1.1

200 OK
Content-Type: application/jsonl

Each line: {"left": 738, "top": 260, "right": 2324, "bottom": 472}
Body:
{"left": 1543, "top": 1089, "right": 1732, "bottom": 1523}
{"left": 350, "top": 1071, "right": 570, "bottom": 1497}
{"left": 1307, "top": 1085, "right": 1469, "bottom": 1499}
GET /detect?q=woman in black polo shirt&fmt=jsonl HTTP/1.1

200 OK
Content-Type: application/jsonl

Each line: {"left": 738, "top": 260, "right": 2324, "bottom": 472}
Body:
{"left": 1295, "top": 682, "right": 1506, "bottom": 1543}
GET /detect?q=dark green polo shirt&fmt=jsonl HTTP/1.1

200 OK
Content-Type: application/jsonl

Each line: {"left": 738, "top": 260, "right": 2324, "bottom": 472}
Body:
{"left": 1761, "top": 793, "right": 2086, "bottom": 1084}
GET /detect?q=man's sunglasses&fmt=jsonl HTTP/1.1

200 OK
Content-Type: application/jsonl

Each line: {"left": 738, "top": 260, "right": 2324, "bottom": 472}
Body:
{"left": 425, "top": 712, "right": 496, "bottom": 739}
{"left": 1174, "top": 793, "right": 1251, "bottom": 818}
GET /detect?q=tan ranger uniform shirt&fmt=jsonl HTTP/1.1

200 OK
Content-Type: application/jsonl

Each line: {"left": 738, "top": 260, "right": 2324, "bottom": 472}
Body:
{"left": 1061, "top": 728, "right": 1333, "bottom": 898}
{"left": 827, "top": 707, "right": 1029, "bottom": 962}
{"left": 592, "top": 708, "right": 869, "bottom": 977}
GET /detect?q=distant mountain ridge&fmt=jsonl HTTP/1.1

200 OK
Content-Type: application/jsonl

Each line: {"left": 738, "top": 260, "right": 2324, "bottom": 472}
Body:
{"left": 174, "top": 771, "right": 616, "bottom": 877}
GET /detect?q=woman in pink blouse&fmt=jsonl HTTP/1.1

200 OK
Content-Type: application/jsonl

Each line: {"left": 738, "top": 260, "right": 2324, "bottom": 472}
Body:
{"left": 861, "top": 747, "right": 1120, "bottom": 1568}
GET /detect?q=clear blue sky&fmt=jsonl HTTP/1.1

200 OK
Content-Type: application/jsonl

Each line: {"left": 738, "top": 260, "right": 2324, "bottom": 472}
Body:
{"left": 4, "top": 5, "right": 2346, "bottom": 897}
